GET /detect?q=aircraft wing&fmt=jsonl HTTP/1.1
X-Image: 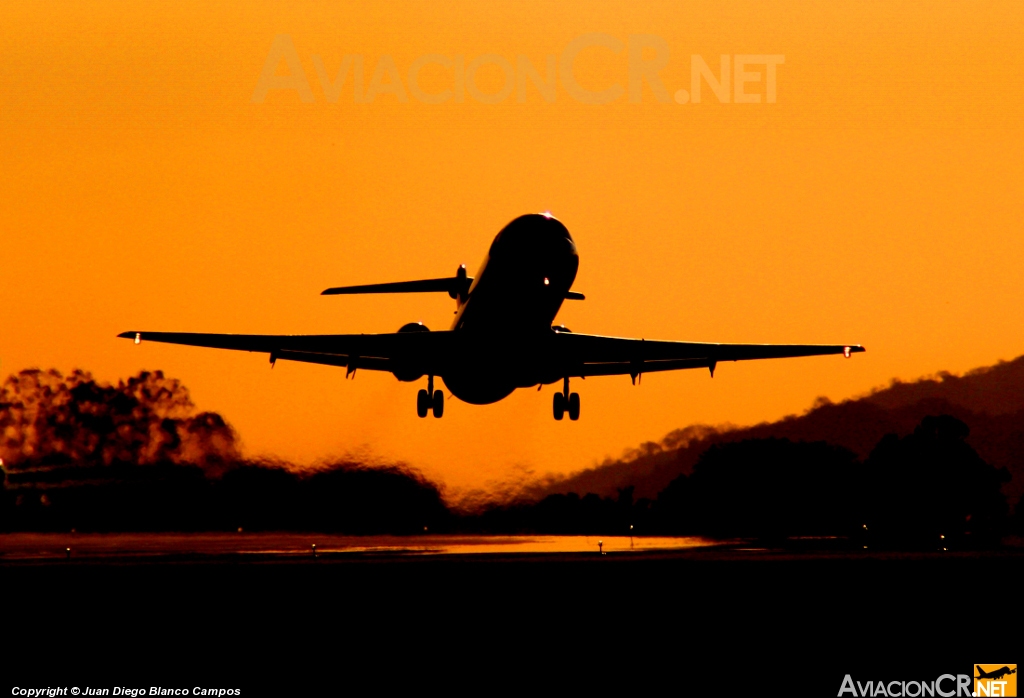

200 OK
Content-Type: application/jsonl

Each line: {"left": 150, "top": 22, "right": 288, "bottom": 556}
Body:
{"left": 119, "top": 329, "right": 863, "bottom": 380}
{"left": 117, "top": 330, "right": 453, "bottom": 374}
{"left": 553, "top": 332, "right": 865, "bottom": 378}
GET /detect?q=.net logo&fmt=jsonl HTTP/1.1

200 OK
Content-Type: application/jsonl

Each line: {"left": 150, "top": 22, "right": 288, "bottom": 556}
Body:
{"left": 975, "top": 665, "right": 1017, "bottom": 697}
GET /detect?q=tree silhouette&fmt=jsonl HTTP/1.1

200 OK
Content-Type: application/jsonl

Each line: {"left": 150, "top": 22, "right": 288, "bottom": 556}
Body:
{"left": 656, "top": 438, "right": 857, "bottom": 539}
{"left": 860, "top": 415, "right": 1010, "bottom": 547}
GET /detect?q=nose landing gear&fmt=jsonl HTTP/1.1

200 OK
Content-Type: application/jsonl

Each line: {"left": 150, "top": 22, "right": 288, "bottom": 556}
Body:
{"left": 417, "top": 375, "right": 444, "bottom": 418}
{"left": 553, "top": 377, "right": 580, "bottom": 421}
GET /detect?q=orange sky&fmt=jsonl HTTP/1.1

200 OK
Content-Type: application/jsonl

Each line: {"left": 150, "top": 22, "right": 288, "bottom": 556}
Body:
{"left": 2, "top": 1, "right": 1023, "bottom": 497}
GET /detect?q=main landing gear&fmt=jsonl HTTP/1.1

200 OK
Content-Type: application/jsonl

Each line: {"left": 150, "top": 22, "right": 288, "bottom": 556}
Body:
{"left": 553, "top": 376, "right": 580, "bottom": 421}
{"left": 417, "top": 375, "right": 444, "bottom": 418}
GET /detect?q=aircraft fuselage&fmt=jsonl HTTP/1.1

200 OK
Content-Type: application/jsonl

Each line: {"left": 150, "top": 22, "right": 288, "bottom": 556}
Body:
{"left": 441, "top": 213, "right": 578, "bottom": 404}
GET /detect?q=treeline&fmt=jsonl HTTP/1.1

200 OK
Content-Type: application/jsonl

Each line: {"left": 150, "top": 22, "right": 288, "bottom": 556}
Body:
{"left": 1, "top": 414, "right": 1018, "bottom": 545}
{"left": 472, "top": 415, "right": 1017, "bottom": 548}
{"left": 0, "top": 368, "right": 448, "bottom": 534}
{"left": 0, "top": 368, "right": 1019, "bottom": 545}
{"left": 1, "top": 461, "right": 449, "bottom": 534}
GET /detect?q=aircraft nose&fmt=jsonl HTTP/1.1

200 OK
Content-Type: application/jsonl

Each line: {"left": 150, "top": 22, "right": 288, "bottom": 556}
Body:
{"left": 490, "top": 214, "right": 576, "bottom": 258}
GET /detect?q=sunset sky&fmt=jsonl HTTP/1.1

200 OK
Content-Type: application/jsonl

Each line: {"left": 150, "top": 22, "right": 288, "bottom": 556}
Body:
{"left": 3, "top": 1, "right": 1023, "bottom": 496}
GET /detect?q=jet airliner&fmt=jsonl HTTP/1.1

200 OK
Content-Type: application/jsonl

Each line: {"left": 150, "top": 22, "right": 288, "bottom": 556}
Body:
{"left": 119, "top": 213, "right": 864, "bottom": 420}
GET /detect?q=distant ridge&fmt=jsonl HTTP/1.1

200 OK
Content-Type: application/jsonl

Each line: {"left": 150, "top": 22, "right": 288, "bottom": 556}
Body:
{"left": 863, "top": 357, "right": 1024, "bottom": 415}
{"left": 527, "top": 354, "right": 1024, "bottom": 505}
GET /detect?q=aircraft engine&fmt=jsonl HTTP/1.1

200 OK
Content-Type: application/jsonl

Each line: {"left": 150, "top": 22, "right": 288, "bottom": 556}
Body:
{"left": 392, "top": 322, "right": 429, "bottom": 382}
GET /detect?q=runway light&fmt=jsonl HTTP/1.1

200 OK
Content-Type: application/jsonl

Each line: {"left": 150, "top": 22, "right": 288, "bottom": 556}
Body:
{"left": 843, "top": 346, "right": 851, "bottom": 358}
{"left": 135, "top": 332, "right": 141, "bottom": 345}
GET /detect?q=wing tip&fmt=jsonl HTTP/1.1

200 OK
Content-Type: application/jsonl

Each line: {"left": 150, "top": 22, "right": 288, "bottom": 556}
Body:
{"left": 117, "top": 331, "right": 136, "bottom": 339}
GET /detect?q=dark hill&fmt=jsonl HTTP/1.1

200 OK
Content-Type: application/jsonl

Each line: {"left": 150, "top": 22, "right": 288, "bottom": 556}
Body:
{"left": 526, "top": 355, "right": 1024, "bottom": 506}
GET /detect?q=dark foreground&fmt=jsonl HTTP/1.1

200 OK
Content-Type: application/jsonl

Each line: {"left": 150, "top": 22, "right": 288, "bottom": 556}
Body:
{"left": 3, "top": 543, "right": 1020, "bottom": 696}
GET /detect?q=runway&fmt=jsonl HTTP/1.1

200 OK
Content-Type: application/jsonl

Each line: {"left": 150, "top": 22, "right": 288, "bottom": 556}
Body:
{"left": 0, "top": 532, "right": 718, "bottom": 561}
{"left": 3, "top": 534, "right": 1019, "bottom": 695}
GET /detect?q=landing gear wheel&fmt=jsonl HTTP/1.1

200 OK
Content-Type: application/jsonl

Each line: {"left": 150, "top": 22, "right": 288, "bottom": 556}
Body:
{"left": 431, "top": 389, "right": 444, "bottom": 418}
{"left": 416, "top": 389, "right": 429, "bottom": 418}
{"left": 568, "top": 392, "right": 580, "bottom": 421}
{"left": 553, "top": 392, "right": 566, "bottom": 420}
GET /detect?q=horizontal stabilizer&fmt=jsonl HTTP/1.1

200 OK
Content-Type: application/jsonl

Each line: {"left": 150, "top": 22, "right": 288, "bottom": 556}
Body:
{"left": 321, "top": 277, "right": 470, "bottom": 296}
{"left": 322, "top": 279, "right": 585, "bottom": 301}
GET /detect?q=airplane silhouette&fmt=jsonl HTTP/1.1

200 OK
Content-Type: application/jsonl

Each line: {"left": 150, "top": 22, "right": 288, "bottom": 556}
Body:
{"left": 119, "top": 213, "right": 864, "bottom": 420}
{"left": 976, "top": 666, "right": 1017, "bottom": 681}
